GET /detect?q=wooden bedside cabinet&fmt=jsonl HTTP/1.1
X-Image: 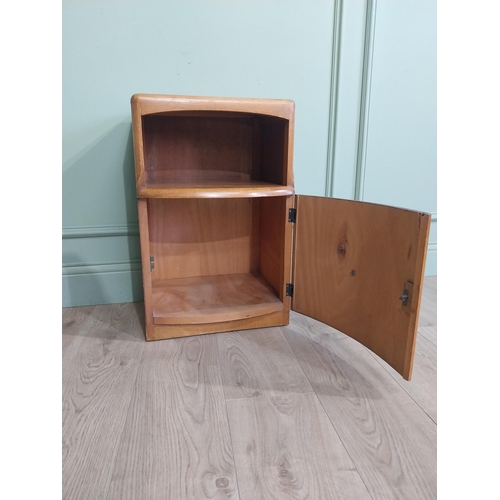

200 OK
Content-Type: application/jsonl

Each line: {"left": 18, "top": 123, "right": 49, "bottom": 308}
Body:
{"left": 131, "top": 94, "right": 430, "bottom": 380}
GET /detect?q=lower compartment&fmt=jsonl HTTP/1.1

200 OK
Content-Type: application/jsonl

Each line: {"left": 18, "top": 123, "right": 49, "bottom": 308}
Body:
{"left": 152, "top": 273, "right": 283, "bottom": 325}
{"left": 141, "top": 195, "right": 292, "bottom": 340}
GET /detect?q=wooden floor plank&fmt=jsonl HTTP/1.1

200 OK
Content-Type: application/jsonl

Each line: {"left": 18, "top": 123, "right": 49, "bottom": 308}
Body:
{"left": 217, "top": 327, "right": 313, "bottom": 400}
{"left": 227, "top": 394, "right": 372, "bottom": 500}
{"left": 62, "top": 305, "right": 96, "bottom": 353}
{"left": 416, "top": 276, "right": 437, "bottom": 329}
{"left": 283, "top": 320, "right": 437, "bottom": 500}
{"left": 63, "top": 273, "right": 437, "bottom": 500}
{"left": 423, "top": 276, "right": 437, "bottom": 303}
{"left": 371, "top": 333, "right": 437, "bottom": 423}
{"left": 417, "top": 296, "right": 437, "bottom": 328}
{"left": 62, "top": 304, "right": 146, "bottom": 500}
{"left": 419, "top": 325, "right": 437, "bottom": 346}
{"left": 286, "top": 309, "right": 346, "bottom": 341}
{"left": 107, "top": 334, "right": 239, "bottom": 500}
{"left": 368, "top": 275, "right": 437, "bottom": 422}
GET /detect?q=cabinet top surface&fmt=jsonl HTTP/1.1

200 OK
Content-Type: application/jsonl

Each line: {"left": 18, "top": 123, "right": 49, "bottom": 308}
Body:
{"left": 131, "top": 93, "right": 295, "bottom": 120}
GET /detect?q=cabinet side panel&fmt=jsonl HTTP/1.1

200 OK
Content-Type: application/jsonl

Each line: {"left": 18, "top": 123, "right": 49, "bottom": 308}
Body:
{"left": 138, "top": 199, "right": 153, "bottom": 328}
{"left": 259, "top": 197, "right": 288, "bottom": 302}
{"left": 259, "top": 117, "right": 287, "bottom": 185}
{"left": 131, "top": 101, "right": 146, "bottom": 188}
{"left": 286, "top": 114, "right": 294, "bottom": 188}
{"left": 251, "top": 198, "right": 260, "bottom": 274}
{"left": 149, "top": 198, "right": 253, "bottom": 280}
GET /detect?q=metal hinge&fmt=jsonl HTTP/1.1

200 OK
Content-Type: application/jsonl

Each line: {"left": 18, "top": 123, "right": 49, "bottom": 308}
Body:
{"left": 150, "top": 255, "right": 155, "bottom": 271}
{"left": 286, "top": 283, "right": 294, "bottom": 297}
{"left": 288, "top": 208, "right": 297, "bottom": 223}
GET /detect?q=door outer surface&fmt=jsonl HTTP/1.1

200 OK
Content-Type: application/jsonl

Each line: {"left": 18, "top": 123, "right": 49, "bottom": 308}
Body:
{"left": 291, "top": 195, "right": 430, "bottom": 380}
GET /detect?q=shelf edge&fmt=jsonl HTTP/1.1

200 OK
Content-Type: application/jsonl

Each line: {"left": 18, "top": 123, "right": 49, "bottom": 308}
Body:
{"left": 137, "top": 185, "right": 294, "bottom": 199}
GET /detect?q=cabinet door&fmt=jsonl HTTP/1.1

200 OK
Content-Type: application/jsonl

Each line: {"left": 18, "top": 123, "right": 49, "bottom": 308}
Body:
{"left": 292, "top": 195, "right": 430, "bottom": 380}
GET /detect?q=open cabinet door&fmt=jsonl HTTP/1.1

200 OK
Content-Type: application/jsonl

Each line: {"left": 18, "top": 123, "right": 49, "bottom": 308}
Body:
{"left": 292, "top": 195, "right": 431, "bottom": 380}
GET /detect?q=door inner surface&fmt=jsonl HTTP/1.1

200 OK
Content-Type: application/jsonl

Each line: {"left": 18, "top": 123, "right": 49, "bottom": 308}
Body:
{"left": 291, "top": 195, "right": 430, "bottom": 380}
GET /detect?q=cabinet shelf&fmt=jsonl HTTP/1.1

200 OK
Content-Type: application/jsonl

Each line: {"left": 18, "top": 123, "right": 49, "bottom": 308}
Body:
{"left": 138, "top": 180, "right": 294, "bottom": 199}
{"left": 152, "top": 273, "right": 283, "bottom": 325}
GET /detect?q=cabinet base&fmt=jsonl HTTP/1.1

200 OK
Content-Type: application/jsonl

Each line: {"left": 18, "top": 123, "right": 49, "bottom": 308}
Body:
{"left": 145, "top": 310, "right": 289, "bottom": 340}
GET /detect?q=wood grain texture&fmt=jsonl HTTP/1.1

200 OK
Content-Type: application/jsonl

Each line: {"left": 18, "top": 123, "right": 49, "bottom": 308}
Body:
{"left": 62, "top": 275, "right": 436, "bottom": 499}
{"left": 227, "top": 394, "right": 372, "bottom": 500}
{"left": 259, "top": 116, "right": 287, "bottom": 186}
{"left": 149, "top": 198, "right": 253, "bottom": 281}
{"left": 417, "top": 277, "right": 437, "bottom": 330}
{"left": 251, "top": 197, "right": 260, "bottom": 274}
{"left": 286, "top": 310, "right": 345, "bottom": 342}
{"left": 416, "top": 303, "right": 436, "bottom": 329}
{"left": 132, "top": 94, "right": 294, "bottom": 338}
{"left": 152, "top": 273, "right": 283, "bottom": 325}
{"left": 107, "top": 335, "right": 239, "bottom": 500}
{"left": 283, "top": 317, "right": 437, "bottom": 500}
{"left": 131, "top": 93, "right": 295, "bottom": 121}
{"left": 143, "top": 195, "right": 292, "bottom": 338}
{"left": 138, "top": 181, "right": 293, "bottom": 199}
{"left": 131, "top": 97, "right": 146, "bottom": 186}
{"left": 62, "top": 304, "right": 145, "bottom": 500}
{"left": 142, "top": 114, "right": 253, "bottom": 184}
{"left": 259, "top": 197, "right": 286, "bottom": 300}
{"left": 138, "top": 199, "right": 153, "bottom": 327}
{"left": 419, "top": 325, "right": 437, "bottom": 346}
{"left": 371, "top": 333, "right": 437, "bottom": 423}
{"left": 146, "top": 310, "right": 288, "bottom": 341}
{"left": 217, "top": 327, "right": 312, "bottom": 400}
{"left": 62, "top": 305, "right": 95, "bottom": 353}
{"left": 292, "top": 195, "right": 430, "bottom": 380}
{"left": 418, "top": 296, "right": 437, "bottom": 328}
{"left": 131, "top": 94, "right": 295, "bottom": 191}
{"left": 423, "top": 275, "right": 437, "bottom": 302}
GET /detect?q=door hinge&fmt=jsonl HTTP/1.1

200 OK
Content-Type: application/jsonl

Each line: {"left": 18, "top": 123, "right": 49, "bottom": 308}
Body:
{"left": 286, "top": 283, "right": 294, "bottom": 297}
{"left": 288, "top": 208, "right": 297, "bottom": 223}
{"left": 150, "top": 255, "right": 155, "bottom": 271}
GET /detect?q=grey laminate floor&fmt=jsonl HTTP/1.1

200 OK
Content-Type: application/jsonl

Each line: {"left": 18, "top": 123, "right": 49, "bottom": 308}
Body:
{"left": 62, "top": 277, "right": 437, "bottom": 500}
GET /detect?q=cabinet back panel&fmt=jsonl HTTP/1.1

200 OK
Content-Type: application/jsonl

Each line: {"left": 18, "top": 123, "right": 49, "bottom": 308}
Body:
{"left": 148, "top": 198, "right": 255, "bottom": 280}
{"left": 143, "top": 115, "right": 253, "bottom": 183}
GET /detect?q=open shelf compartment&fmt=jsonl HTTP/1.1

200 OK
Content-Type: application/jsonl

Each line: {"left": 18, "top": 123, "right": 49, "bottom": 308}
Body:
{"left": 136, "top": 110, "right": 292, "bottom": 198}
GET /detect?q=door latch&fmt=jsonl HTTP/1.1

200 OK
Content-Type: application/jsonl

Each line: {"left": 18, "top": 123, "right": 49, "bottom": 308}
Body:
{"left": 399, "top": 281, "right": 413, "bottom": 310}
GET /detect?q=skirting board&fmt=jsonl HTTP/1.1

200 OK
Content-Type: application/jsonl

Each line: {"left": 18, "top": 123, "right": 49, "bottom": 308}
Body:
{"left": 62, "top": 267, "right": 143, "bottom": 307}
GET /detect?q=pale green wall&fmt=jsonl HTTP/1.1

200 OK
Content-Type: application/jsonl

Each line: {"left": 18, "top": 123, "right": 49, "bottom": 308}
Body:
{"left": 362, "top": 0, "right": 437, "bottom": 274}
{"left": 324, "top": 0, "right": 437, "bottom": 275}
{"left": 63, "top": 0, "right": 436, "bottom": 307}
